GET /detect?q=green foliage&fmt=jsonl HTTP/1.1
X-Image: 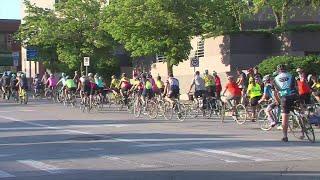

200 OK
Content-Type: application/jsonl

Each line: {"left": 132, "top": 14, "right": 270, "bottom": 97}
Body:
{"left": 252, "top": 0, "right": 320, "bottom": 27}
{"left": 17, "top": 0, "right": 119, "bottom": 77}
{"left": 258, "top": 55, "right": 320, "bottom": 76}
{"left": 101, "top": 0, "right": 236, "bottom": 74}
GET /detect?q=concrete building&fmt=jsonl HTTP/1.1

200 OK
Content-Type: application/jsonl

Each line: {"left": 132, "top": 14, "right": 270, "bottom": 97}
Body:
{"left": 0, "top": 19, "right": 21, "bottom": 73}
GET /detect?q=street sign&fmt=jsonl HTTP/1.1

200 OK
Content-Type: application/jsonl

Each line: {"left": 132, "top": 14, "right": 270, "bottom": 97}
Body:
{"left": 84, "top": 57, "right": 90, "bottom": 66}
{"left": 26, "top": 48, "right": 38, "bottom": 61}
{"left": 190, "top": 57, "right": 199, "bottom": 67}
{"left": 12, "top": 52, "right": 19, "bottom": 67}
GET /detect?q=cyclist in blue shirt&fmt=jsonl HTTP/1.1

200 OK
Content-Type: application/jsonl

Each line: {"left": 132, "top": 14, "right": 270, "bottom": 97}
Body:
{"left": 274, "top": 64, "right": 298, "bottom": 142}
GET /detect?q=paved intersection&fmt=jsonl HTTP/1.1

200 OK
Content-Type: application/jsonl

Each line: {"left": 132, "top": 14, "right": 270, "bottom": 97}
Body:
{"left": 0, "top": 100, "right": 319, "bottom": 179}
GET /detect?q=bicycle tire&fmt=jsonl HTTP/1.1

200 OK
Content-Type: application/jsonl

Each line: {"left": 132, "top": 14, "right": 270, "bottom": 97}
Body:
{"left": 147, "top": 101, "right": 158, "bottom": 119}
{"left": 175, "top": 103, "right": 187, "bottom": 122}
{"left": 221, "top": 103, "right": 226, "bottom": 123}
{"left": 257, "top": 109, "right": 272, "bottom": 131}
{"left": 301, "top": 116, "right": 315, "bottom": 143}
{"left": 163, "top": 101, "right": 173, "bottom": 120}
{"left": 133, "top": 99, "right": 142, "bottom": 118}
{"left": 235, "top": 104, "right": 247, "bottom": 124}
{"left": 289, "top": 115, "right": 303, "bottom": 139}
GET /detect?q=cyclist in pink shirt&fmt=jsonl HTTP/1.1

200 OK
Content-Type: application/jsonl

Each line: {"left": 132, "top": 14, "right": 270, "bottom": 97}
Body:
{"left": 47, "top": 74, "right": 57, "bottom": 89}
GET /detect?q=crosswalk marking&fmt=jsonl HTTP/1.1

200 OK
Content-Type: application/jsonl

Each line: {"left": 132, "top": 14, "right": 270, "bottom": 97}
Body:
{"left": 196, "top": 148, "right": 270, "bottom": 162}
{"left": 0, "top": 170, "right": 15, "bottom": 178}
{"left": 18, "top": 160, "right": 64, "bottom": 174}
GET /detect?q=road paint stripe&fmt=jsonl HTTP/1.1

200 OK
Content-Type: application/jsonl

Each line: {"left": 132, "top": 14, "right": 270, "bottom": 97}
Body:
{"left": 169, "top": 149, "right": 239, "bottom": 163}
{"left": 18, "top": 160, "right": 64, "bottom": 174}
{"left": 135, "top": 141, "right": 228, "bottom": 147}
{"left": 0, "top": 154, "right": 15, "bottom": 158}
{"left": 196, "top": 148, "right": 270, "bottom": 162}
{"left": 0, "top": 170, "right": 15, "bottom": 178}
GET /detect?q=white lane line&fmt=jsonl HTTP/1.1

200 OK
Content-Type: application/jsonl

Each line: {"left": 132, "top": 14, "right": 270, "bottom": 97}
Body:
{"left": 135, "top": 140, "right": 233, "bottom": 147}
{"left": 0, "top": 170, "right": 15, "bottom": 178}
{"left": 18, "top": 160, "right": 64, "bottom": 174}
{"left": 0, "top": 154, "right": 15, "bottom": 158}
{"left": 196, "top": 148, "right": 270, "bottom": 162}
{"left": 169, "top": 149, "right": 239, "bottom": 163}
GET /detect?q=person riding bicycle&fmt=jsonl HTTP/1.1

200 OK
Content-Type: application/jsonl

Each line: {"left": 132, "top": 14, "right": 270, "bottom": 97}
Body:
{"left": 88, "top": 73, "right": 98, "bottom": 97}
{"left": 247, "top": 77, "right": 263, "bottom": 120}
{"left": 95, "top": 74, "right": 104, "bottom": 94}
{"left": 296, "top": 68, "right": 312, "bottom": 105}
{"left": 213, "top": 71, "right": 222, "bottom": 99}
{"left": 156, "top": 75, "right": 165, "bottom": 94}
{"left": 41, "top": 72, "right": 49, "bottom": 88}
{"left": 10, "top": 74, "right": 18, "bottom": 99}
{"left": 141, "top": 74, "right": 154, "bottom": 108}
{"left": 222, "top": 76, "right": 241, "bottom": 116}
{"left": 1, "top": 72, "right": 11, "bottom": 99}
{"left": 311, "top": 77, "right": 320, "bottom": 103}
{"left": 274, "top": 64, "right": 298, "bottom": 142}
{"left": 203, "top": 70, "right": 216, "bottom": 98}
{"left": 236, "top": 68, "right": 248, "bottom": 104}
{"left": 33, "top": 74, "right": 42, "bottom": 96}
{"left": 46, "top": 74, "right": 57, "bottom": 89}
{"left": 17, "top": 73, "right": 28, "bottom": 96}
{"left": 119, "top": 73, "right": 131, "bottom": 104}
{"left": 63, "top": 77, "right": 77, "bottom": 97}
{"left": 78, "top": 74, "right": 90, "bottom": 99}
{"left": 110, "top": 75, "right": 120, "bottom": 94}
{"left": 163, "top": 73, "right": 180, "bottom": 105}
{"left": 188, "top": 71, "right": 206, "bottom": 109}
{"left": 258, "top": 75, "right": 279, "bottom": 127}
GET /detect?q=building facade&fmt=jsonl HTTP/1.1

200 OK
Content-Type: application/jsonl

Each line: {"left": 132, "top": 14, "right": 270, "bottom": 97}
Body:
{"left": 0, "top": 19, "right": 21, "bottom": 73}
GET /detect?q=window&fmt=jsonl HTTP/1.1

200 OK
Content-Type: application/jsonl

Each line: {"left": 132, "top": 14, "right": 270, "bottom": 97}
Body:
{"left": 195, "top": 39, "right": 204, "bottom": 58}
{"left": 156, "top": 54, "right": 166, "bottom": 62}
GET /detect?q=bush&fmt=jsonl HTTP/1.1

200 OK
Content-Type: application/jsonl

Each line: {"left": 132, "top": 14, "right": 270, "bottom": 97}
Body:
{"left": 258, "top": 55, "right": 320, "bottom": 76}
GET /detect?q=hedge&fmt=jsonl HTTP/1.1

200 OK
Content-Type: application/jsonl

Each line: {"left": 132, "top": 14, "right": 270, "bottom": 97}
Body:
{"left": 258, "top": 55, "right": 320, "bottom": 76}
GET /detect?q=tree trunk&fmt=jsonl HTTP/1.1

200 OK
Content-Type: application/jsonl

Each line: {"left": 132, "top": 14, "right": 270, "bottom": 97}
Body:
{"left": 272, "top": 9, "right": 282, "bottom": 27}
{"left": 166, "top": 60, "right": 173, "bottom": 76}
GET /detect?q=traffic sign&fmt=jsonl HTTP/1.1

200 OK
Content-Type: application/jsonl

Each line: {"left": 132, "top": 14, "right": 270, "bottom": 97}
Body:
{"left": 190, "top": 57, "right": 199, "bottom": 67}
{"left": 84, "top": 57, "right": 90, "bottom": 66}
{"left": 26, "top": 48, "right": 38, "bottom": 61}
{"left": 12, "top": 52, "right": 19, "bottom": 67}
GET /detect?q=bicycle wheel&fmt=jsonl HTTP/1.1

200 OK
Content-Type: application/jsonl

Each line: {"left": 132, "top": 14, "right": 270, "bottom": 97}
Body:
{"left": 147, "top": 101, "right": 158, "bottom": 119}
{"left": 163, "top": 101, "right": 173, "bottom": 120}
{"left": 289, "top": 115, "right": 303, "bottom": 139}
{"left": 175, "top": 103, "right": 187, "bottom": 122}
{"left": 257, "top": 109, "right": 272, "bottom": 131}
{"left": 133, "top": 99, "right": 142, "bottom": 118}
{"left": 301, "top": 116, "right": 315, "bottom": 143}
{"left": 235, "top": 104, "right": 247, "bottom": 124}
{"left": 189, "top": 101, "right": 200, "bottom": 118}
{"left": 221, "top": 103, "right": 226, "bottom": 123}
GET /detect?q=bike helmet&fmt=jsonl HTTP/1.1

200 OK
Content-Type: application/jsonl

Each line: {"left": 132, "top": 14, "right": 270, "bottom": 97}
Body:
{"left": 88, "top": 73, "right": 93, "bottom": 77}
{"left": 262, "top": 74, "right": 271, "bottom": 83}
{"left": 227, "top": 75, "right": 234, "bottom": 80}
{"left": 277, "top": 64, "right": 286, "bottom": 72}
{"left": 61, "top": 73, "right": 66, "bottom": 77}
{"left": 50, "top": 74, "right": 54, "bottom": 77}
{"left": 111, "top": 75, "right": 116, "bottom": 79}
{"left": 296, "top": 68, "right": 303, "bottom": 73}
{"left": 212, "top": 71, "right": 217, "bottom": 76}
{"left": 21, "top": 74, "right": 25, "bottom": 78}
{"left": 12, "top": 74, "right": 16, "bottom": 78}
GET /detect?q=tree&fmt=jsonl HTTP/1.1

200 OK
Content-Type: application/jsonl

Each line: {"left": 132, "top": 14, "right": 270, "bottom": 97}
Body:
{"left": 101, "top": 0, "right": 233, "bottom": 75}
{"left": 17, "top": 0, "right": 119, "bottom": 77}
{"left": 252, "top": 0, "right": 320, "bottom": 27}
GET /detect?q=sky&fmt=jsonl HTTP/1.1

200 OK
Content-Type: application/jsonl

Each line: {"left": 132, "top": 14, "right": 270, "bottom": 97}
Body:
{"left": 0, "top": 0, "right": 21, "bottom": 19}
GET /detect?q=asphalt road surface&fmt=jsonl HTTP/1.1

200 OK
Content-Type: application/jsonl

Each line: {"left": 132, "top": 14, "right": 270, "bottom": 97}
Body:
{"left": 0, "top": 99, "right": 319, "bottom": 180}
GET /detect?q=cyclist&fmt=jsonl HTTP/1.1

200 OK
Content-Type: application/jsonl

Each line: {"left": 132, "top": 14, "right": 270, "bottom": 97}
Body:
{"left": 222, "top": 76, "right": 241, "bottom": 115}
{"left": 118, "top": 73, "right": 131, "bottom": 104}
{"left": 110, "top": 75, "right": 120, "bottom": 94}
{"left": 78, "top": 74, "right": 90, "bottom": 100}
{"left": 312, "top": 78, "right": 320, "bottom": 103}
{"left": 247, "top": 77, "right": 262, "bottom": 120}
{"left": 57, "top": 73, "right": 68, "bottom": 97}
{"left": 141, "top": 74, "right": 154, "bottom": 106}
{"left": 274, "top": 64, "right": 298, "bottom": 142}
{"left": 203, "top": 70, "right": 216, "bottom": 98}
{"left": 236, "top": 68, "right": 248, "bottom": 103}
{"left": 46, "top": 74, "right": 57, "bottom": 89}
{"left": 33, "top": 74, "right": 42, "bottom": 96}
{"left": 296, "top": 68, "right": 312, "bottom": 105}
{"left": 189, "top": 71, "right": 206, "bottom": 109}
{"left": 253, "top": 66, "right": 263, "bottom": 85}
{"left": 88, "top": 73, "right": 97, "bottom": 97}
{"left": 156, "top": 75, "right": 165, "bottom": 94}
{"left": 1, "top": 72, "right": 11, "bottom": 99}
{"left": 258, "top": 75, "right": 279, "bottom": 127}
{"left": 213, "top": 71, "right": 222, "bottom": 99}
{"left": 63, "top": 77, "right": 77, "bottom": 98}
{"left": 95, "top": 74, "right": 104, "bottom": 92}
{"left": 10, "top": 74, "right": 18, "bottom": 100}
{"left": 163, "top": 73, "right": 180, "bottom": 105}
{"left": 17, "top": 73, "right": 28, "bottom": 98}
{"left": 41, "top": 72, "right": 49, "bottom": 88}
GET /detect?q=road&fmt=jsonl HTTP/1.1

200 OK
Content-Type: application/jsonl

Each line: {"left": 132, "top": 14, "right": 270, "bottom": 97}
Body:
{"left": 0, "top": 99, "right": 319, "bottom": 180}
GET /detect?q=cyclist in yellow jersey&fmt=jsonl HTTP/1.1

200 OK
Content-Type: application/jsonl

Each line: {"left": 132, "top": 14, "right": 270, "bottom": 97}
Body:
{"left": 247, "top": 77, "right": 262, "bottom": 120}
{"left": 203, "top": 70, "right": 215, "bottom": 97}
{"left": 312, "top": 78, "right": 320, "bottom": 103}
{"left": 156, "top": 76, "right": 164, "bottom": 94}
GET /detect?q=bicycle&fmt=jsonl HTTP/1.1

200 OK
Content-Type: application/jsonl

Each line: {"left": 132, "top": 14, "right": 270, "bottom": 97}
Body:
{"left": 163, "top": 97, "right": 187, "bottom": 121}
{"left": 19, "top": 88, "right": 28, "bottom": 104}
{"left": 257, "top": 102, "right": 281, "bottom": 131}
{"left": 220, "top": 95, "right": 244, "bottom": 123}
{"left": 288, "top": 102, "right": 315, "bottom": 143}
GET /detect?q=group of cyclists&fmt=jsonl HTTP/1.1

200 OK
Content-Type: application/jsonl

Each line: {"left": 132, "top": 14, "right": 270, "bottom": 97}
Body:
{"left": 1, "top": 64, "right": 319, "bottom": 142}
